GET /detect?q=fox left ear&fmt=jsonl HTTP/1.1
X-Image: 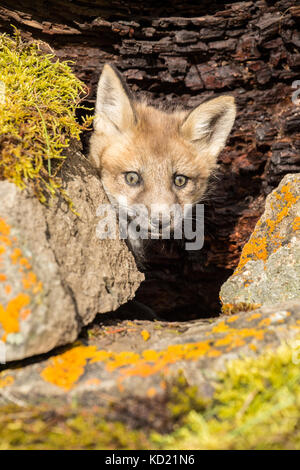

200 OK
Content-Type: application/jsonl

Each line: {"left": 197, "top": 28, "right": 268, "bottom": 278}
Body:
{"left": 180, "top": 96, "right": 236, "bottom": 158}
{"left": 94, "top": 64, "right": 135, "bottom": 135}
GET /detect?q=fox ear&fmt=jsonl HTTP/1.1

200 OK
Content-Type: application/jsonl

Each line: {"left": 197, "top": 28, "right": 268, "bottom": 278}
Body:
{"left": 181, "top": 96, "right": 236, "bottom": 158}
{"left": 94, "top": 64, "right": 135, "bottom": 134}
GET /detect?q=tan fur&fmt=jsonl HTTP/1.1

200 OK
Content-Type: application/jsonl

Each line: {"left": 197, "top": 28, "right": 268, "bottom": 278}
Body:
{"left": 89, "top": 64, "right": 236, "bottom": 243}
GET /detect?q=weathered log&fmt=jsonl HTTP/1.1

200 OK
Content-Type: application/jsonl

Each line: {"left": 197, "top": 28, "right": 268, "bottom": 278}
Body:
{"left": 0, "top": 0, "right": 299, "bottom": 317}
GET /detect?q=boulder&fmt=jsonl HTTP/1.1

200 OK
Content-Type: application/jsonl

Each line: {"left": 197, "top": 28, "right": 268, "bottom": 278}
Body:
{"left": 220, "top": 174, "right": 300, "bottom": 309}
{"left": 0, "top": 145, "right": 143, "bottom": 361}
{"left": 0, "top": 300, "right": 299, "bottom": 406}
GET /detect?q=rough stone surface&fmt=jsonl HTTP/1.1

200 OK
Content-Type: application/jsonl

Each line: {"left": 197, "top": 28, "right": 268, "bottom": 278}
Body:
{"left": 0, "top": 0, "right": 299, "bottom": 317}
{"left": 0, "top": 145, "right": 143, "bottom": 362}
{"left": 0, "top": 301, "right": 299, "bottom": 406}
{"left": 220, "top": 174, "right": 300, "bottom": 308}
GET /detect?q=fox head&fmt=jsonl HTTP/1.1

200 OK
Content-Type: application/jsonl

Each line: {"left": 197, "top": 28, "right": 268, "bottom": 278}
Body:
{"left": 89, "top": 64, "right": 236, "bottom": 239}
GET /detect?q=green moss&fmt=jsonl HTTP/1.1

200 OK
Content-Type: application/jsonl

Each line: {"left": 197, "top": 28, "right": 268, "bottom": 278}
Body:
{"left": 167, "top": 371, "right": 208, "bottom": 421}
{"left": 221, "top": 302, "right": 261, "bottom": 315}
{"left": 0, "top": 405, "right": 150, "bottom": 450}
{"left": 0, "top": 29, "right": 92, "bottom": 203}
{"left": 152, "top": 340, "right": 300, "bottom": 450}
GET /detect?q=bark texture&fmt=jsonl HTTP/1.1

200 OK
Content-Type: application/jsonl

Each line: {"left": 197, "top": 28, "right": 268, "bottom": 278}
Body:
{"left": 0, "top": 0, "right": 299, "bottom": 317}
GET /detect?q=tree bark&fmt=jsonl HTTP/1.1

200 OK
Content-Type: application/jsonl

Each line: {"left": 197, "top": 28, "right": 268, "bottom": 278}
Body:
{"left": 0, "top": 0, "right": 299, "bottom": 317}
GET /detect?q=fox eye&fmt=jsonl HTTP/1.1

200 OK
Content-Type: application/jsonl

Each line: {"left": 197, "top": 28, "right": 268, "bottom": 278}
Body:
{"left": 174, "top": 174, "right": 188, "bottom": 188}
{"left": 124, "top": 171, "right": 141, "bottom": 186}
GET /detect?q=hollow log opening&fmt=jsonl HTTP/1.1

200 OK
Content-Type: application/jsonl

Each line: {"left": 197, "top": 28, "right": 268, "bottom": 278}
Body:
{"left": 1, "top": 0, "right": 299, "bottom": 320}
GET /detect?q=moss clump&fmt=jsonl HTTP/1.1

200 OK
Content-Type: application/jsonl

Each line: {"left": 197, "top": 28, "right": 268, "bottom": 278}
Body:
{"left": 221, "top": 302, "right": 262, "bottom": 315}
{"left": 0, "top": 30, "right": 92, "bottom": 202}
{"left": 0, "top": 405, "right": 150, "bottom": 450}
{"left": 152, "top": 340, "right": 300, "bottom": 450}
{"left": 167, "top": 371, "right": 208, "bottom": 421}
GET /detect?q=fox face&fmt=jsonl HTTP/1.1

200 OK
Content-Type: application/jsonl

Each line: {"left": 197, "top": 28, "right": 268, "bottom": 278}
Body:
{"left": 89, "top": 64, "right": 236, "bottom": 251}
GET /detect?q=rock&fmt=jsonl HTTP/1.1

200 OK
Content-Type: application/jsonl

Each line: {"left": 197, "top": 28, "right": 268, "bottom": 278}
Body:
{"left": 220, "top": 174, "right": 300, "bottom": 308}
{"left": 1, "top": 0, "right": 299, "bottom": 319}
{"left": 0, "top": 300, "right": 299, "bottom": 406}
{"left": 0, "top": 144, "right": 143, "bottom": 362}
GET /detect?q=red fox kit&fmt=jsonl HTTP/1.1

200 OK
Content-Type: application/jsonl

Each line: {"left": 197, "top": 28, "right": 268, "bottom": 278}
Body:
{"left": 89, "top": 64, "right": 236, "bottom": 253}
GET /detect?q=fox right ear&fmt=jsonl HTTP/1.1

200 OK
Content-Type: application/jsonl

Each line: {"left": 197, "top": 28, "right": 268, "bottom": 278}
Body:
{"left": 94, "top": 64, "right": 135, "bottom": 134}
{"left": 180, "top": 96, "right": 236, "bottom": 160}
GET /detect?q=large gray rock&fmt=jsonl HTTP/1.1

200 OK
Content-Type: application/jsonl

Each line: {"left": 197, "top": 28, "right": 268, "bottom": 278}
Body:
{"left": 220, "top": 174, "right": 300, "bottom": 309}
{"left": 0, "top": 300, "right": 299, "bottom": 406}
{"left": 0, "top": 145, "right": 143, "bottom": 361}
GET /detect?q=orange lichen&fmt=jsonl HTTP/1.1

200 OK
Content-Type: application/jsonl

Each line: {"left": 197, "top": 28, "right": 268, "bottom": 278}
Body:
{"left": 104, "top": 327, "right": 126, "bottom": 335}
{"left": 235, "top": 234, "right": 268, "bottom": 273}
{"left": 207, "top": 349, "right": 222, "bottom": 358}
{"left": 147, "top": 387, "right": 157, "bottom": 398}
{"left": 20, "top": 308, "right": 31, "bottom": 321}
{"left": 211, "top": 321, "right": 230, "bottom": 334}
{"left": 89, "top": 350, "right": 113, "bottom": 362}
{"left": 215, "top": 327, "right": 265, "bottom": 348}
{"left": 0, "top": 219, "right": 12, "bottom": 250}
{"left": 84, "top": 378, "right": 101, "bottom": 386}
{"left": 227, "top": 315, "right": 239, "bottom": 323}
{"left": 234, "top": 181, "right": 299, "bottom": 276}
{"left": 0, "top": 293, "right": 31, "bottom": 341}
{"left": 4, "top": 285, "right": 11, "bottom": 295}
{"left": 258, "top": 318, "right": 271, "bottom": 328}
{"left": 42, "top": 341, "right": 212, "bottom": 390}
{"left": 141, "top": 330, "right": 150, "bottom": 341}
{"left": 10, "top": 248, "right": 22, "bottom": 265}
{"left": 22, "top": 271, "right": 43, "bottom": 293}
{"left": 0, "top": 375, "right": 14, "bottom": 388}
{"left": 106, "top": 351, "right": 140, "bottom": 372}
{"left": 0, "top": 235, "right": 11, "bottom": 247}
{"left": 226, "top": 337, "right": 246, "bottom": 350}
{"left": 0, "top": 218, "right": 11, "bottom": 237}
{"left": 281, "top": 184, "right": 298, "bottom": 205}
{"left": 142, "top": 350, "right": 160, "bottom": 362}
{"left": 39, "top": 309, "right": 288, "bottom": 392}
{"left": 0, "top": 217, "right": 44, "bottom": 340}
{"left": 247, "top": 313, "right": 262, "bottom": 322}
{"left": 19, "top": 257, "right": 32, "bottom": 270}
{"left": 292, "top": 217, "right": 300, "bottom": 231}
{"left": 41, "top": 345, "right": 103, "bottom": 391}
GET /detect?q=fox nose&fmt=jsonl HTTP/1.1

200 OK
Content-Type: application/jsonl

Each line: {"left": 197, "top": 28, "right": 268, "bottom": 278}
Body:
{"left": 151, "top": 218, "right": 170, "bottom": 230}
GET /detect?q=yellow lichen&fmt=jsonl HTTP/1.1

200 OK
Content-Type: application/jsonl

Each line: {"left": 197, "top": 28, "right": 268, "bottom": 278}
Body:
{"left": 227, "top": 315, "right": 239, "bottom": 323}
{"left": 141, "top": 330, "right": 151, "bottom": 341}
{"left": 40, "top": 313, "right": 278, "bottom": 392}
{"left": 0, "top": 217, "right": 43, "bottom": 340}
{"left": 0, "top": 375, "right": 14, "bottom": 388}
{"left": 233, "top": 180, "right": 299, "bottom": 276}
{"left": 146, "top": 387, "right": 157, "bottom": 398}
{"left": 292, "top": 217, "right": 300, "bottom": 231}
{"left": 258, "top": 318, "right": 271, "bottom": 327}
{"left": 41, "top": 345, "right": 103, "bottom": 391}
{"left": 0, "top": 293, "right": 30, "bottom": 341}
{"left": 247, "top": 313, "right": 262, "bottom": 322}
{"left": 211, "top": 321, "right": 230, "bottom": 334}
{"left": 235, "top": 234, "right": 268, "bottom": 274}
